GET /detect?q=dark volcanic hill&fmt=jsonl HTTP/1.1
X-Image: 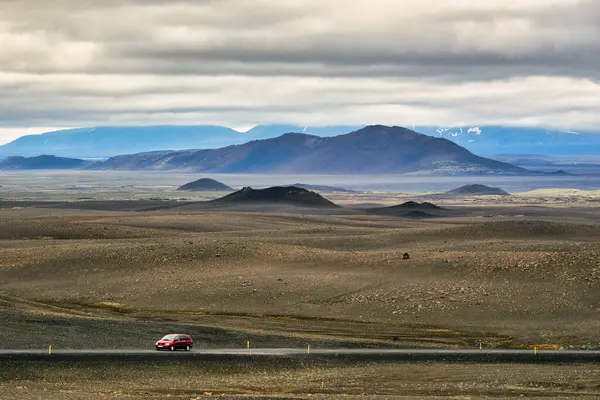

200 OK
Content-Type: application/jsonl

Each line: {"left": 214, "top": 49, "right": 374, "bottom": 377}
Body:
{"left": 177, "top": 178, "right": 233, "bottom": 191}
{"left": 446, "top": 184, "right": 511, "bottom": 196}
{"left": 212, "top": 186, "right": 339, "bottom": 207}
{"left": 92, "top": 125, "right": 531, "bottom": 175}
{"left": 0, "top": 155, "right": 91, "bottom": 170}
{"left": 290, "top": 183, "right": 355, "bottom": 193}
{"left": 369, "top": 201, "right": 454, "bottom": 218}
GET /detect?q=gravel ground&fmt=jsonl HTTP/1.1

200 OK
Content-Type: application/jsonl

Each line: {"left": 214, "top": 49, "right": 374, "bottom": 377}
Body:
{"left": 1, "top": 210, "right": 600, "bottom": 348}
{"left": 2, "top": 359, "right": 600, "bottom": 399}
{"left": 1, "top": 197, "right": 600, "bottom": 398}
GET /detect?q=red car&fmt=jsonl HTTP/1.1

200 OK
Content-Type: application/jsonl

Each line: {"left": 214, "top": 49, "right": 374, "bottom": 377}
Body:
{"left": 155, "top": 334, "right": 193, "bottom": 351}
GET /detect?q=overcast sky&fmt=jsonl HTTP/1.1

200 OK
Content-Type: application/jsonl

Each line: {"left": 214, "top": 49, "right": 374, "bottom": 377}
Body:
{"left": 1, "top": 0, "right": 599, "bottom": 143}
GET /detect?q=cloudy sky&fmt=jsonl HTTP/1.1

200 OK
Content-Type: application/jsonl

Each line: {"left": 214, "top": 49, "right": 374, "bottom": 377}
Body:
{"left": 0, "top": 0, "right": 599, "bottom": 143}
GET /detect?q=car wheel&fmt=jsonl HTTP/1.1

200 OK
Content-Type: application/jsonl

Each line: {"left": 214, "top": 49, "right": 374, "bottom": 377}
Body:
{"left": 156, "top": 346, "right": 160, "bottom": 351}
{"left": 170, "top": 345, "right": 175, "bottom": 351}
{"left": 185, "top": 345, "right": 190, "bottom": 351}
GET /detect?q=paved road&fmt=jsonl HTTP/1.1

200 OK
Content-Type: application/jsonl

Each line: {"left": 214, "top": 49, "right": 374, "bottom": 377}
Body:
{"left": 2, "top": 348, "right": 600, "bottom": 363}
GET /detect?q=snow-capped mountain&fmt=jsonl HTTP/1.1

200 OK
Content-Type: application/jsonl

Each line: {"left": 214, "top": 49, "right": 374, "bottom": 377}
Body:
{"left": 414, "top": 126, "right": 600, "bottom": 155}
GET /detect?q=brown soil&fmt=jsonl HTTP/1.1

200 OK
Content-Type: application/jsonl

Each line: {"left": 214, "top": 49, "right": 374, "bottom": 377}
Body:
{"left": 1, "top": 204, "right": 599, "bottom": 349}
{"left": 2, "top": 359, "right": 600, "bottom": 399}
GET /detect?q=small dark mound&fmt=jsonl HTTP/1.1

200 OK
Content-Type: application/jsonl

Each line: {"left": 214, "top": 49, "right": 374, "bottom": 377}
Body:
{"left": 177, "top": 178, "right": 233, "bottom": 191}
{"left": 446, "top": 184, "right": 510, "bottom": 196}
{"left": 391, "top": 201, "right": 445, "bottom": 211}
{"left": 212, "top": 186, "right": 339, "bottom": 207}
{"left": 367, "top": 201, "right": 449, "bottom": 218}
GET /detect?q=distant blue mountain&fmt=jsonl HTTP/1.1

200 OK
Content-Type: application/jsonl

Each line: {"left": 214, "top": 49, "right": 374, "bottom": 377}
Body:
{"left": 1, "top": 124, "right": 598, "bottom": 159}
{"left": 414, "top": 126, "right": 600, "bottom": 156}
{"left": 1, "top": 126, "right": 571, "bottom": 175}
{"left": 244, "top": 124, "right": 362, "bottom": 141}
{"left": 0, "top": 125, "right": 361, "bottom": 159}
{"left": 0, "top": 126, "right": 241, "bottom": 159}
{"left": 92, "top": 125, "right": 532, "bottom": 175}
{"left": 0, "top": 155, "right": 93, "bottom": 170}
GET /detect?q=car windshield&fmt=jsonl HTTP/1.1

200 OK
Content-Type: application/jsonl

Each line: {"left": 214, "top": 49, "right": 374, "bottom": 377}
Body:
{"left": 161, "top": 335, "right": 175, "bottom": 341}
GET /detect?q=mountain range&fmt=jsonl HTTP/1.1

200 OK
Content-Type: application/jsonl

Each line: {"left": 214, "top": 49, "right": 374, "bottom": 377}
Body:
{"left": 0, "top": 125, "right": 360, "bottom": 159}
{"left": 88, "top": 125, "right": 532, "bottom": 175}
{"left": 414, "top": 126, "right": 600, "bottom": 156}
{"left": 0, "top": 126, "right": 580, "bottom": 175}
{"left": 1, "top": 124, "right": 598, "bottom": 160}
{"left": 0, "top": 155, "right": 94, "bottom": 170}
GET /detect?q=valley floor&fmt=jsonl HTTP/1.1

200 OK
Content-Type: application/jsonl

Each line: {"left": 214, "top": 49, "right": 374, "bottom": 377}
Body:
{"left": 0, "top": 200, "right": 599, "bottom": 349}
{"left": 1, "top": 186, "right": 599, "bottom": 398}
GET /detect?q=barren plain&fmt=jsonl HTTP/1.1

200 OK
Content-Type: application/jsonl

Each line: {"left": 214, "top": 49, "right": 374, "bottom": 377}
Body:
{"left": 1, "top": 171, "right": 600, "bottom": 398}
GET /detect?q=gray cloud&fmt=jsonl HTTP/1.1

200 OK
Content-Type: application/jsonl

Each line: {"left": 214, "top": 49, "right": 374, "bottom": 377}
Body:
{"left": 0, "top": 0, "right": 599, "bottom": 141}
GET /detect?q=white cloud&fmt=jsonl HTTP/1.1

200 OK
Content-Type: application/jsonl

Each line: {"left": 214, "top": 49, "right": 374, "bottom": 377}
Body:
{"left": 0, "top": 0, "right": 598, "bottom": 138}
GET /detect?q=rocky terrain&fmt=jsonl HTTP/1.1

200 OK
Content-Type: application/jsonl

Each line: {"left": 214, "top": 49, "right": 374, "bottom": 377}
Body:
{"left": 3, "top": 358, "right": 600, "bottom": 399}
{"left": 1, "top": 193, "right": 599, "bottom": 398}
{"left": 0, "top": 202, "right": 599, "bottom": 350}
